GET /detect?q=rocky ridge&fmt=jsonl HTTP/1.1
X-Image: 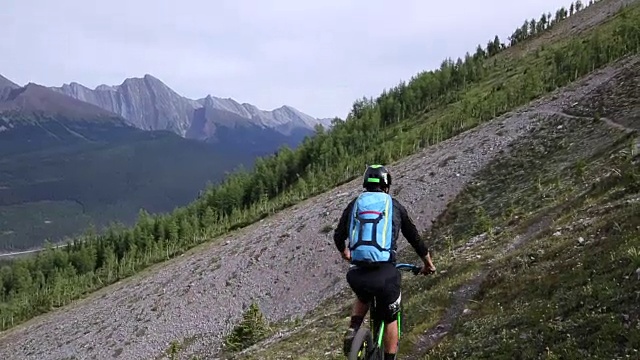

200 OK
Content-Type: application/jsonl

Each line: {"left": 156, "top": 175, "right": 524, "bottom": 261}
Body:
{"left": 0, "top": 83, "right": 126, "bottom": 122}
{"left": 50, "top": 75, "right": 333, "bottom": 140}
{"left": 0, "top": 74, "right": 18, "bottom": 90}
{"left": 0, "top": 74, "right": 20, "bottom": 102}
{"left": 51, "top": 75, "right": 200, "bottom": 135}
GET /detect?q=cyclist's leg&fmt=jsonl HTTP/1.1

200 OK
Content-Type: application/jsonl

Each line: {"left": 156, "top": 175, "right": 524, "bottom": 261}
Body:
{"left": 346, "top": 267, "right": 372, "bottom": 328}
{"left": 378, "top": 264, "right": 402, "bottom": 358}
{"left": 351, "top": 297, "right": 369, "bottom": 324}
{"left": 344, "top": 267, "right": 373, "bottom": 354}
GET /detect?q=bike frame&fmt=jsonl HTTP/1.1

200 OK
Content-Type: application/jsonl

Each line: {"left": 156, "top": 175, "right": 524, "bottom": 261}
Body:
{"left": 370, "top": 263, "right": 420, "bottom": 350}
{"left": 372, "top": 310, "right": 402, "bottom": 349}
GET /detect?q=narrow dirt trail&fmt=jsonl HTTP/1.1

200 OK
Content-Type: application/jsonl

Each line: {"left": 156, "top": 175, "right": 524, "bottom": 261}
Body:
{"left": 538, "top": 108, "right": 638, "bottom": 133}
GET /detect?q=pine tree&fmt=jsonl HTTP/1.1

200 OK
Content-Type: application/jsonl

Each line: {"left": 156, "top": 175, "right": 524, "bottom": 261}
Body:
{"left": 223, "top": 302, "right": 271, "bottom": 352}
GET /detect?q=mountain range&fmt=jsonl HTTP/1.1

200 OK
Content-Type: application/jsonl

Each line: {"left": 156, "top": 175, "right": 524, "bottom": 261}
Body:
{"left": 50, "top": 75, "right": 333, "bottom": 143}
{"left": 0, "top": 73, "right": 332, "bottom": 251}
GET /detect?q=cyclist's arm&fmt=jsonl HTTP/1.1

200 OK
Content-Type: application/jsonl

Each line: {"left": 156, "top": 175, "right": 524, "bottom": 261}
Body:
{"left": 394, "top": 199, "right": 430, "bottom": 257}
{"left": 333, "top": 199, "right": 355, "bottom": 252}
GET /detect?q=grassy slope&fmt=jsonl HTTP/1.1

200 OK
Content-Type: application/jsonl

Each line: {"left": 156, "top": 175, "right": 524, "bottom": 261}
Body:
{"left": 421, "top": 122, "right": 639, "bottom": 358}
{"left": 427, "top": 172, "right": 639, "bottom": 359}
{"left": 224, "top": 6, "right": 640, "bottom": 360}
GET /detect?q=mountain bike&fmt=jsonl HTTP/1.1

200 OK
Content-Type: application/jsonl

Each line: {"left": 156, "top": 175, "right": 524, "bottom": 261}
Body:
{"left": 346, "top": 263, "right": 423, "bottom": 360}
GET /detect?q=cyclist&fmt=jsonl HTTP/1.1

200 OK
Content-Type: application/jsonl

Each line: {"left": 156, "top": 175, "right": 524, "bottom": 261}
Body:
{"left": 333, "top": 164, "right": 436, "bottom": 360}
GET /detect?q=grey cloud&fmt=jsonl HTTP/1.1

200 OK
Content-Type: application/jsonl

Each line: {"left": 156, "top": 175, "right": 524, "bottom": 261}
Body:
{"left": 1, "top": 0, "right": 570, "bottom": 118}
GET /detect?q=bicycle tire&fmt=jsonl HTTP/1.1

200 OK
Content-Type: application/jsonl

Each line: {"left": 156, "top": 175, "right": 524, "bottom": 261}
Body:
{"left": 347, "top": 326, "right": 375, "bottom": 360}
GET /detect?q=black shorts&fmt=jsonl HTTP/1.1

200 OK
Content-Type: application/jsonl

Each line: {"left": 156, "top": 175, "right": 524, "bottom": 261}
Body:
{"left": 346, "top": 263, "right": 401, "bottom": 323}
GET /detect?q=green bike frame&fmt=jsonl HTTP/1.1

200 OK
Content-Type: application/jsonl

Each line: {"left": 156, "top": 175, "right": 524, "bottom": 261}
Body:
{"left": 373, "top": 305, "right": 403, "bottom": 349}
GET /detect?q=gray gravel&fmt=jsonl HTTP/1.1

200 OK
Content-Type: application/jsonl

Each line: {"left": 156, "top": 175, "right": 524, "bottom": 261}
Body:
{"left": 0, "top": 56, "right": 636, "bottom": 360}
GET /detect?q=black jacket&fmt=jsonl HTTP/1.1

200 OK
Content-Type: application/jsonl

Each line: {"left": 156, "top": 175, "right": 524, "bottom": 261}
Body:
{"left": 333, "top": 191, "right": 429, "bottom": 264}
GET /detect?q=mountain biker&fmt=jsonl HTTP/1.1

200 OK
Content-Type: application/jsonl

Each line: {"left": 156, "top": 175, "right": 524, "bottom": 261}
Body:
{"left": 333, "top": 164, "right": 436, "bottom": 360}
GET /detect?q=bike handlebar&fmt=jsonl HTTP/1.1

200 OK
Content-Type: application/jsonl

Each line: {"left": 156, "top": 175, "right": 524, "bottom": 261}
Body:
{"left": 347, "top": 262, "right": 433, "bottom": 275}
{"left": 395, "top": 263, "right": 423, "bottom": 275}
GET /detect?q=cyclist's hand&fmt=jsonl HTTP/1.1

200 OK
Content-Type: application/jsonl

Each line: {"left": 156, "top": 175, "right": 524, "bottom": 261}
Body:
{"left": 341, "top": 248, "right": 351, "bottom": 261}
{"left": 420, "top": 253, "right": 436, "bottom": 275}
{"left": 419, "top": 265, "right": 436, "bottom": 275}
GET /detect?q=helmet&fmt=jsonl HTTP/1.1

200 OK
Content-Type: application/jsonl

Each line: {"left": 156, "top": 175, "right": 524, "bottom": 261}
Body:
{"left": 362, "top": 164, "right": 392, "bottom": 189}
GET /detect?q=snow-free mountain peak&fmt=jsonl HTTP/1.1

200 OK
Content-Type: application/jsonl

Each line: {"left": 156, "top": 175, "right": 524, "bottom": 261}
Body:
{"left": 50, "top": 74, "right": 332, "bottom": 139}
{"left": 0, "top": 74, "right": 19, "bottom": 90}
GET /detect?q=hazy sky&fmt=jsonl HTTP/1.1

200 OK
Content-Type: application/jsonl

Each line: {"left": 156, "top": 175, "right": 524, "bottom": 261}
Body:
{"left": 1, "top": 0, "right": 571, "bottom": 119}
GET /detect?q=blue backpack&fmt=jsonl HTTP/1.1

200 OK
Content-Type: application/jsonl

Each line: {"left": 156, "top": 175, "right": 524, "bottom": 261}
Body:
{"left": 348, "top": 191, "right": 394, "bottom": 263}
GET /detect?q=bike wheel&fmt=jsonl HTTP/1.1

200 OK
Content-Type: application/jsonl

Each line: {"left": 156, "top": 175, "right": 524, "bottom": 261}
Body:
{"left": 347, "top": 326, "right": 375, "bottom": 360}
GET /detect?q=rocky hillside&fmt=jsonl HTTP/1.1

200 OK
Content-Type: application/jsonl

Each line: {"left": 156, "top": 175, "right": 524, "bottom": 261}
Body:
{"left": 0, "top": 0, "right": 637, "bottom": 359}
{"left": 49, "top": 75, "right": 333, "bottom": 141}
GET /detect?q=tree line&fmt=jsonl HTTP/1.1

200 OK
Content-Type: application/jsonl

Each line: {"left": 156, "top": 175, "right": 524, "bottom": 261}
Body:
{"left": 1, "top": 0, "right": 638, "bottom": 331}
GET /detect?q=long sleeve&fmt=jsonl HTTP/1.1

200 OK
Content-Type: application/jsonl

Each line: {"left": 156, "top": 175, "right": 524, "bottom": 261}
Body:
{"left": 394, "top": 199, "right": 429, "bottom": 257}
{"left": 333, "top": 199, "right": 355, "bottom": 252}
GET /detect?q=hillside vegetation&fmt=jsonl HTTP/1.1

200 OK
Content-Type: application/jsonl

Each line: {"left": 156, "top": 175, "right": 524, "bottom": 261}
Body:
{"left": 0, "top": 0, "right": 637, "bottom": 339}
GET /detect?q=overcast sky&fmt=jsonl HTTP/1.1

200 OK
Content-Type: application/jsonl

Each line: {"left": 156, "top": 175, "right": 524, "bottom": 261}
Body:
{"left": 1, "top": 0, "right": 571, "bottom": 119}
